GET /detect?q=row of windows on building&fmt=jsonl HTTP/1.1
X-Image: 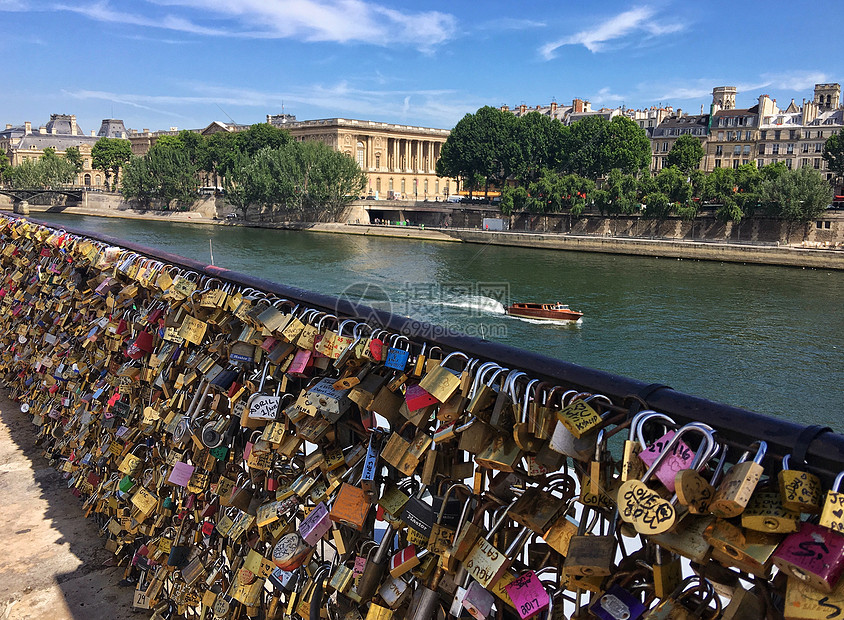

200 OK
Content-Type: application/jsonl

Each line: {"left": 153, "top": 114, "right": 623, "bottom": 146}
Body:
{"left": 372, "top": 177, "right": 450, "bottom": 195}
{"left": 714, "top": 129, "right": 836, "bottom": 142}
{"left": 711, "top": 158, "right": 825, "bottom": 170}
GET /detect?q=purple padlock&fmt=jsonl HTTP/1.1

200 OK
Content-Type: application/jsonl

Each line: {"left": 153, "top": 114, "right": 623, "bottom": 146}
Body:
{"left": 504, "top": 570, "right": 550, "bottom": 619}
{"left": 589, "top": 584, "right": 647, "bottom": 620}
{"left": 638, "top": 430, "right": 695, "bottom": 492}
{"left": 462, "top": 580, "right": 495, "bottom": 620}
{"left": 298, "top": 502, "right": 331, "bottom": 546}
{"left": 773, "top": 521, "right": 844, "bottom": 593}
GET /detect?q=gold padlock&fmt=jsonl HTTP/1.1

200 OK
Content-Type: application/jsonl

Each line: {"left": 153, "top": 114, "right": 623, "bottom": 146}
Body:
{"left": 709, "top": 441, "right": 767, "bottom": 518}
{"left": 779, "top": 454, "right": 823, "bottom": 514}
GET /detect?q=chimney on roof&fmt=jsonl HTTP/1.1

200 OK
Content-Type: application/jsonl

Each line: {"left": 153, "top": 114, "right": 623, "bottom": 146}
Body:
{"left": 500, "top": 104, "right": 509, "bottom": 112}
{"left": 519, "top": 104, "right": 526, "bottom": 114}
{"left": 550, "top": 101, "right": 557, "bottom": 114}
{"left": 24, "top": 121, "right": 31, "bottom": 134}
{"left": 91, "top": 131, "right": 96, "bottom": 137}
{"left": 573, "top": 98, "right": 584, "bottom": 113}
{"left": 71, "top": 115, "right": 77, "bottom": 135}
{"left": 39, "top": 126, "right": 46, "bottom": 135}
{"left": 4, "top": 124, "right": 10, "bottom": 130}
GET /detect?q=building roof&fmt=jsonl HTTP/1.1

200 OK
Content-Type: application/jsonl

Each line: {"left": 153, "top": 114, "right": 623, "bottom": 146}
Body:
{"left": 14, "top": 134, "right": 100, "bottom": 150}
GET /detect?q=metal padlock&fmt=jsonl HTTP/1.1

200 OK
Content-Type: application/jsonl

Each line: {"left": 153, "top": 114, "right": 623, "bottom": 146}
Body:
{"left": 709, "top": 440, "right": 767, "bottom": 518}
{"left": 618, "top": 423, "right": 715, "bottom": 536}
{"left": 820, "top": 470, "right": 844, "bottom": 533}
{"left": 564, "top": 505, "right": 615, "bottom": 578}
{"left": 779, "top": 454, "right": 823, "bottom": 514}
{"left": 741, "top": 484, "right": 800, "bottom": 534}
{"left": 622, "top": 410, "right": 674, "bottom": 483}
{"left": 642, "top": 575, "right": 720, "bottom": 619}
{"left": 417, "top": 351, "right": 470, "bottom": 403}
{"left": 773, "top": 521, "right": 844, "bottom": 593}
{"left": 429, "top": 483, "right": 473, "bottom": 556}
{"left": 504, "top": 570, "right": 550, "bottom": 620}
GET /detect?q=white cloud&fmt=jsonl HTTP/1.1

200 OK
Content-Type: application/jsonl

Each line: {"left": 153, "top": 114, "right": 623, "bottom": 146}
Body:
{"left": 63, "top": 81, "right": 473, "bottom": 127}
{"left": 0, "top": 0, "right": 27, "bottom": 9}
{"left": 760, "top": 71, "right": 829, "bottom": 93}
{"left": 476, "top": 17, "right": 545, "bottom": 31}
{"left": 131, "top": 0, "right": 458, "bottom": 51}
{"left": 54, "top": 1, "right": 227, "bottom": 35}
{"left": 540, "top": 6, "right": 684, "bottom": 59}
{"left": 590, "top": 87, "right": 626, "bottom": 104}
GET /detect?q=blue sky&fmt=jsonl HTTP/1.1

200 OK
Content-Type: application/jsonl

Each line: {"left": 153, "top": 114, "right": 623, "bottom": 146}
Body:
{"left": 1, "top": 0, "right": 842, "bottom": 134}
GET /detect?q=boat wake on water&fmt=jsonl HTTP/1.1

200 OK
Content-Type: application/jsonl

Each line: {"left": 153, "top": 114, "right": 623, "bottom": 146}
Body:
{"left": 438, "top": 295, "right": 506, "bottom": 315}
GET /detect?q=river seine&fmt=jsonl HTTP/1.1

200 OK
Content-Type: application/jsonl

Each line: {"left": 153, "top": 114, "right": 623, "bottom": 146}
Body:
{"left": 35, "top": 214, "right": 842, "bottom": 428}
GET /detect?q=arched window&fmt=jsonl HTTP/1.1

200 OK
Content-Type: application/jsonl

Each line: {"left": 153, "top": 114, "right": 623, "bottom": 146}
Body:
{"left": 376, "top": 178, "right": 381, "bottom": 193}
{"left": 375, "top": 153, "right": 381, "bottom": 170}
{"left": 357, "top": 141, "right": 365, "bottom": 168}
{"left": 401, "top": 179, "right": 406, "bottom": 193}
{"left": 95, "top": 175, "right": 101, "bottom": 186}
{"left": 389, "top": 178, "right": 394, "bottom": 191}
{"left": 84, "top": 174, "right": 91, "bottom": 187}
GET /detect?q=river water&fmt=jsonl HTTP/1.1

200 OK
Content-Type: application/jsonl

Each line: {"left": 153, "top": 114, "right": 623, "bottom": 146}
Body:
{"left": 35, "top": 214, "right": 843, "bottom": 428}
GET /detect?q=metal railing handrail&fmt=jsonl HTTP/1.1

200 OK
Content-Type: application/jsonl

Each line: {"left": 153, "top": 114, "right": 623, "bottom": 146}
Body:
{"left": 23, "top": 214, "right": 844, "bottom": 483}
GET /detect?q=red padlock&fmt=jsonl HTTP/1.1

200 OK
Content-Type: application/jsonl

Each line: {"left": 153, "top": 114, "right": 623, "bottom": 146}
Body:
{"left": 773, "top": 522, "right": 844, "bottom": 593}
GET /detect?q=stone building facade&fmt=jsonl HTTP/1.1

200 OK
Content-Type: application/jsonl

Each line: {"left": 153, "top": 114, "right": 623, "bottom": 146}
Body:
{"left": 270, "top": 117, "right": 455, "bottom": 200}
{"left": 0, "top": 115, "right": 128, "bottom": 188}
{"left": 126, "top": 116, "right": 456, "bottom": 200}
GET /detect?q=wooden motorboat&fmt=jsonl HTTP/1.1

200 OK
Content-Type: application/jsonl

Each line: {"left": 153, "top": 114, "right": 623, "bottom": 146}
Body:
{"left": 505, "top": 302, "right": 583, "bottom": 321}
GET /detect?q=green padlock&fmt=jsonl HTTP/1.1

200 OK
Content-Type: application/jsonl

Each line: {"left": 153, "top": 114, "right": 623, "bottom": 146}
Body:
{"left": 118, "top": 474, "right": 136, "bottom": 493}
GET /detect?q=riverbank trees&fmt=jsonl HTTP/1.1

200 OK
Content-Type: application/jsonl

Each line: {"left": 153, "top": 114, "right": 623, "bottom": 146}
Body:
{"left": 442, "top": 107, "right": 834, "bottom": 232}
{"left": 119, "top": 123, "right": 365, "bottom": 218}
{"left": 4, "top": 147, "right": 78, "bottom": 189}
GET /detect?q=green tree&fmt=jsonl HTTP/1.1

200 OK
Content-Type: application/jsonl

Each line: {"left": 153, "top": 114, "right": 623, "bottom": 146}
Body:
{"left": 499, "top": 185, "right": 528, "bottom": 215}
{"left": 665, "top": 135, "right": 705, "bottom": 173}
{"left": 121, "top": 141, "right": 197, "bottom": 209}
{"left": 564, "top": 115, "right": 610, "bottom": 179}
{"left": 236, "top": 124, "right": 292, "bottom": 156}
{"left": 643, "top": 191, "right": 672, "bottom": 221}
{"left": 594, "top": 168, "right": 639, "bottom": 217}
{"left": 513, "top": 112, "right": 563, "bottom": 183}
{"left": 822, "top": 129, "right": 844, "bottom": 187}
{"left": 92, "top": 138, "right": 132, "bottom": 191}
{"left": 564, "top": 115, "right": 651, "bottom": 179}
{"left": 436, "top": 107, "right": 518, "bottom": 196}
{"left": 605, "top": 116, "right": 651, "bottom": 176}
{"left": 5, "top": 150, "right": 75, "bottom": 189}
{"left": 0, "top": 150, "right": 9, "bottom": 184}
{"left": 204, "top": 131, "right": 239, "bottom": 187}
{"left": 39, "top": 147, "right": 77, "bottom": 187}
{"left": 64, "top": 146, "right": 84, "bottom": 176}
{"left": 761, "top": 166, "right": 833, "bottom": 242}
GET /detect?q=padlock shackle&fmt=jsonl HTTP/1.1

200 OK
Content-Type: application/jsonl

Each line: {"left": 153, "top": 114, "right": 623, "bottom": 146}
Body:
{"left": 520, "top": 378, "right": 540, "bottom": 423}
{"left": 631, "top": 409, "right": 675, "bottom": 443}
{"left": 468, "top": 361, "right": 501, "bottom": 397}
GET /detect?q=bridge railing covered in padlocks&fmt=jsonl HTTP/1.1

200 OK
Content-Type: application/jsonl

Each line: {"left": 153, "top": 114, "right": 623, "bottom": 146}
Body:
{"left": 1, "top": 212, "right": 843, "bottom": 620}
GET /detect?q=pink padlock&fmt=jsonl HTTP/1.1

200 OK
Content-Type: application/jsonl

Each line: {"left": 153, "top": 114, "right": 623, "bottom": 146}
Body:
{"left": 286, "top": 349, "right": 313, "bottom": 378}
{"left": 298, "top": 502, "right": 332, "bottom": 546}
{"left": 773, "top": 522, "right": 844, "bottom": 593}
{"left": 637, "top": 429, "right": 695, "bottom": 492}
{"left": 504, "top": 570, "right": 550, "bottom": 619}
